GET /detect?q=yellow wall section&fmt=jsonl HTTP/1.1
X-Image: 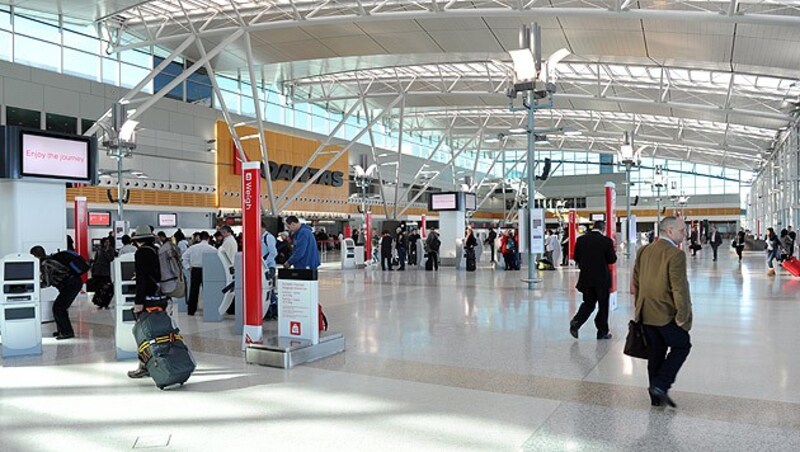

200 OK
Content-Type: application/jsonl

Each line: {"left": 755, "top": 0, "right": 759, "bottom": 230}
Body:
{"left": 66, "top": 186, "right": 215, "bottom": 208}
{"left": 216, "top": 121, "right": 350, "bottom": 212}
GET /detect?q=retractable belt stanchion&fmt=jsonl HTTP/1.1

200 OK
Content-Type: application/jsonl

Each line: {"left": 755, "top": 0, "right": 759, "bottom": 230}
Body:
{"left": 114, "top": 253, "right": 138, "bottom": 360}
{"left": 246, "top": 268, "right": 345, "bottom": 368}
{"left": 0, "top": 253, "right": 42, "bottom": 357}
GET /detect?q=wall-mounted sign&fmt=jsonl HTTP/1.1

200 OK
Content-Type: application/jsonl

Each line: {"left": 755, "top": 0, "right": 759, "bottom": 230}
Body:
{"left": 230, "top": 140, "right": 344, "bottom": 187}
{"left": 88, "top": 211, "right": 111, "bottom": 227}
{"left": 0, "top": 126, "right": 97, "bottom": 184}
{"left": 429, "top": 192, "right": 459, "bottom": 211}
{"left": 158, "top": 213, "right": 177, "bottom": 227}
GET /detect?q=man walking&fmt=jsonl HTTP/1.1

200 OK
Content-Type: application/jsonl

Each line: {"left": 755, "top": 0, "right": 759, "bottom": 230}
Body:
{"left": 709, "top": 225, "right": 722, "bottom": 261}
{"left": 633, "top": 216, "right": 692, "bottom": 408}
{"left": 30, "top": 246, "right": 83, "bottom": 340}
{"left": 569, "top": 220, "right": 617, "bottom": 340}
{"left": 380, "top": 230, "right": 394, "bottom": 271}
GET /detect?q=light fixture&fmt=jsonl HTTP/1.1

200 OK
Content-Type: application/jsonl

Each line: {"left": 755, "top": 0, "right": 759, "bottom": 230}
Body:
{"left": 509, "top": 127, "right": 527, "bottom": 134}
{"left": 564, "top": 130, "right": 582, "bottom": 137}
{"left": 509, "top": 49, "right": 537, "bottom": 82}
{"left": 119, "top": 119, "right": 139, "bottom": 142}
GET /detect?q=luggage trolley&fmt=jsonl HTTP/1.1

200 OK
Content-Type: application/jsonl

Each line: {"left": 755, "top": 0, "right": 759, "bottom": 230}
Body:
{"left": 114, "top": 253, "right": 138, "bottom": 360}
{"left": 0, "top": 253, "right": 42, "bottom": 357}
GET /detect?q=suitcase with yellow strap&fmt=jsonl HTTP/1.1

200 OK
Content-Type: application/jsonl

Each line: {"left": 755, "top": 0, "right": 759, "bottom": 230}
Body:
{"left": 133, "top": 308, "right": 196, "bottom": 389}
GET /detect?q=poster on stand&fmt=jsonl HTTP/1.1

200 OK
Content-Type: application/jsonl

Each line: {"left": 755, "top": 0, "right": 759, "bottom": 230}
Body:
{"left": 529, "top": 208, "right": 545, "bottom": 254}
{"left": 277, "top": 269, "right": 320, "bottom": 345}
{"left": 605, "top": 183, "right": 618, "bottom": 311}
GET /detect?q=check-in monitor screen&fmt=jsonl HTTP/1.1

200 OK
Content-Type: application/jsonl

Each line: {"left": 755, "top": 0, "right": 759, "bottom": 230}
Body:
{"left": 21, "top": 133, "right": 91, "bottom": 180}
{"left": 4, "top": 262, "right": 34, "bottom": 281}
{"left": 121, "top": 262, "right": 136, "bottom": 281}
{"left": 158, "top": 213, "right": 177, "bottom": 227}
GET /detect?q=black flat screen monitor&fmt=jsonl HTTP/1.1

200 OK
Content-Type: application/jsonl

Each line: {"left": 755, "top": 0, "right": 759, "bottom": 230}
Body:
{"left": 4, "top": 262, "right": 34, "bottom": 281}
{"left": 121, "top": 262, "right": 136, "bottom": 281}
{"left": 20, "top": 131, "right": 93, "bottom": 181}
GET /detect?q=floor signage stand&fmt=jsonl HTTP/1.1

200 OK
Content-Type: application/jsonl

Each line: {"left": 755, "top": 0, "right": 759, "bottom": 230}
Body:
{"left": 245, "top": 269, "right": 344, "bottom": 368}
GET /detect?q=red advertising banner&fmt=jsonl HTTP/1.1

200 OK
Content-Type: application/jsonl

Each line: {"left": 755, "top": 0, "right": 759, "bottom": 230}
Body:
{"left": 74, "top": 197, "right": 89, "bottom": 283}
{"left": 365, "top": 212, "right": 373, "bottom": 261}
{"left": 605, "top": 183, "right": 618, "bottom": 305}
{"left": 241, "top": 161, "right": 263, "bottom": 347}
{"left": 568, "top": 210, "right": 577, "bottom": 261}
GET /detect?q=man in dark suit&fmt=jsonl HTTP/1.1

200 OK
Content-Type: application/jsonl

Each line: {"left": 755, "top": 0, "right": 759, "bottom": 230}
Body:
{"left": 570, "top": 220, "right": 617, "bottom": 340}
{"left": 709, "top": 225, "right": 723, "bottom": 261}
{"left": 633, "top": 216, "right": 692, "bottom": 408}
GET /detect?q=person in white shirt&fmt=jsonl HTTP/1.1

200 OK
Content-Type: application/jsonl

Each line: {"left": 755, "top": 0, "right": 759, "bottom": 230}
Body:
{"left": 218, "top": 225, "right": 238, "bottom": 271}
{"left": 118, "top": 235, "right": 137, "bottom": 255}
{"left": 261, "top": 219, "right": 279, "bottom": 320}
{"left": 182, "top": 231, "right": 217, "bottom": 315}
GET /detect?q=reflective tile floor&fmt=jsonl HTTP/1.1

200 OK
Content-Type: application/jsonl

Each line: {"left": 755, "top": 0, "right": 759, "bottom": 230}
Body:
{"left": 2, "top": 247, "right": 800, "bottom": 451}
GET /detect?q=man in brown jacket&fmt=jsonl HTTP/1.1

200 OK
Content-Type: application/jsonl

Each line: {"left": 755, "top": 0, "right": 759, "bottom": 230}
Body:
{"left": 633, "top": 216, "right": 693, "bottom": 408}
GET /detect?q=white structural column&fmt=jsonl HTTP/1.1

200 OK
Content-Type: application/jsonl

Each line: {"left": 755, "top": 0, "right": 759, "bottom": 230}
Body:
{"left": 393, "top": 97, "right": 406, "bottom": 219}
{"left": 357, "top": 84, "right": 391, "bottom": 218}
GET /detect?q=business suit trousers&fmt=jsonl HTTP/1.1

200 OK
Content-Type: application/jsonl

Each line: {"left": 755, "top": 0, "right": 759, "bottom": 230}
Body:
{"left": 572, "top": 286, "right": 610, "bottom": 334}
{"left": 53, "top": 275, "right": 82, "bottom": 336}
{"left": 644, "top": 322, "right": 692, "bottom": 392}
{"left": 711, "top": 244, "right": 719, "bottom": 260}
{"left": 187, "top": 267, "right": 204, "bottom": 315}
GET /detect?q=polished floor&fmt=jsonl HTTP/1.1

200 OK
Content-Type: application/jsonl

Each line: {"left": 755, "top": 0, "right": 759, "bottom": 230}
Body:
{"left": 1, "top": 246, "right": 799, "bottom": 451}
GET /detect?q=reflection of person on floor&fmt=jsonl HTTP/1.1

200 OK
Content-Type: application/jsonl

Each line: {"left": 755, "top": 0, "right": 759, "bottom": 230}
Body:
{"left": 569, "top": 221, "right": 617, "bottom": 341}
{"left": 633, "top": 216, "right": 693, "bottom": 408}
{"left": 31, "top": 245, "right": 82, "bottom": 340}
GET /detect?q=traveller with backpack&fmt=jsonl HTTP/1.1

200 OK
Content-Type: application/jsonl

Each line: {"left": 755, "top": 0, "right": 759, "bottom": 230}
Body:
{"left": 156, "top": 232, "right": 186, "bottom": 300}
{"left": 30, "top": 245, "right": 89, "bottom": 340}
{"left": 425, "top": 229, "right": 441, "bottom": 271}
{"left": 500, "top": 229, "right": 519, "bottom": 271}
{"left": 465, "top": 227, "right": 478, "bottom": 272}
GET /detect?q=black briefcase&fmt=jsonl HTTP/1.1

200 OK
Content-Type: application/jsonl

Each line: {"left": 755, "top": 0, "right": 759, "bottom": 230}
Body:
{"left": 623, "top": 320, "right": 649, "bottom": 359}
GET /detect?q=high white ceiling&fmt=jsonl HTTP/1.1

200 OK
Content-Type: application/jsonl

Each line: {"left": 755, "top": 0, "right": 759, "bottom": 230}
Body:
{"left": 6, "top": 0, "right": 800, "bottom": 171}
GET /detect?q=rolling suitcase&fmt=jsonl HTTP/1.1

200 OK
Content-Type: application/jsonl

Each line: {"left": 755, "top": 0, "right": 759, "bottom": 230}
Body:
{"left": 782, "top": 256, "right": 800, "bottom": 277}
{"left": 425, "top": 254, "right": 434, "bottom": 271}
{"left": 133, "top": 308, "right": 196, "bottom": 389}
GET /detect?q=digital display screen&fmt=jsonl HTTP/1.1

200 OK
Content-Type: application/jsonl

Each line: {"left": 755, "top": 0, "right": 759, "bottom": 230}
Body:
{"left": 464, "top": 193, "right": 477, "bottom": 211}
{"left": 430, "top": 193, "right": 458, "bottom": 211}
{"left": 21, "top": 133, "right": 90, "bottom": 180}
{"left": 590, "top": 213, "right": 606, "bottom": 222}
{"left": 88, "top": 212, "right": 111, "bottom": 227}
{"left": 4, "top": 262, "right": 34, "bottom": 281}
{"left": 158, "top": 213, "right": 177, "bottom": 227}
{"left": 121, "top": 262, "right": 136, "bottom": 281}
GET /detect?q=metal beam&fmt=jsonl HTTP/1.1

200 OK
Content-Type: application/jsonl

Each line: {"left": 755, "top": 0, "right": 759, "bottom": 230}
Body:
{"left": 110, "top": 6, "right": 800, "bottom": 52}
{"left": 243, "top": 32, "right": 276, "bottom": 215}
{"left": 358, "top": 88, "right": 391, "bottom": 218}
{"left": 398, "top": 127, "right": 484, "bottom": 217}
{"left": 277, "top": 94, "right": 404, "bottom": 212}
{"left": 392, "top": 96, "right": 406, "bottom": 219}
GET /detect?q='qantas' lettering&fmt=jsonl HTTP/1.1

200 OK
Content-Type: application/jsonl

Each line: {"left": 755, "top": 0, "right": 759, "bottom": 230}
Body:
{"left": 263, "top": 162, "right": 344, "bottom": 187}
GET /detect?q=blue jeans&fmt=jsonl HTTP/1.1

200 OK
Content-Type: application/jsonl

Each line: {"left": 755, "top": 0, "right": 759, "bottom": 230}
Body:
{"left": 767, "top": 249, "right": 780, "bottom": 269}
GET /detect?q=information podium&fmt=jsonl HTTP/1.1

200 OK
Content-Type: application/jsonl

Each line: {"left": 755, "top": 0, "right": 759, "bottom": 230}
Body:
{"left": 246, "top": 269, "right": 344, "bottom": 368}
{"left": 0, "top": 253, "right": 42, "bottom": 357}
{"left": 113, "top": 253, "right": 138, "bottom": 360}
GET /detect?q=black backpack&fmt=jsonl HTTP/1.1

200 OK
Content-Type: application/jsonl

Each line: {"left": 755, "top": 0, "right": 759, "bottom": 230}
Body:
{"left": 51, "top": 250, "right": 90, "bottom": 276}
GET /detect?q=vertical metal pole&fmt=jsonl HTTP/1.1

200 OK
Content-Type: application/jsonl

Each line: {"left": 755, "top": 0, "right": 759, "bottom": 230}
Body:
{"left": 656, "top": 186, "right": 661, "bottom": 236}
{"left": 526, "top": 90, "right": 535, "bottom": 290}
{"left": 117, "top": 152, "right": 124, "bottom": 220}
{"left": 625, "top": 163, "right": 632, "bottom": 256}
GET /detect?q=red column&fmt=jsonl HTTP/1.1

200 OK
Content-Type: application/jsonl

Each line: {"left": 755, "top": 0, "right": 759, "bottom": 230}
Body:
{"left": 365, "top": 212, "right": 373, "bottom": 261}
{"left": 421, "top": 214, "right": 427, "bottom": 239}
{"left": 241, "top": 161, "right": 263, "bottom": 347}
{"left": 568, "top": 210, "right": 577, "bottom": 261}
{"left": 344, "top": 225, "right": 352, "bottom": 241}
{"left": 604, "top": 183, "right": 617, "bottom": 297}
{"left": 74, "top": 197, "right": 89, "bottom": 283}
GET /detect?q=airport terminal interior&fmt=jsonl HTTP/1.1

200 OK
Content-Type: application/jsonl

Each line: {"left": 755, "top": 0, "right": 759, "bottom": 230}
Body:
{"left": 0, "top": 1, "right": 800, "bottom": 450}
